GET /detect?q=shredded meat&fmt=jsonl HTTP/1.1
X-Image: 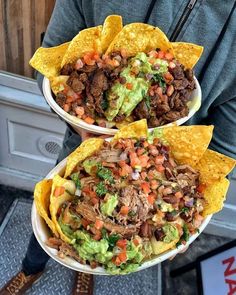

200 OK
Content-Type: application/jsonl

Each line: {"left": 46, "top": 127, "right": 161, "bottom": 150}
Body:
{"left": 98, "top": 148, "right": 122, "bottom": 162}
{"left": 76, "top": 202, "right": 139, "bottom": 238}
{"left": 58, "top": 242, "right": 85, "bottom": 264}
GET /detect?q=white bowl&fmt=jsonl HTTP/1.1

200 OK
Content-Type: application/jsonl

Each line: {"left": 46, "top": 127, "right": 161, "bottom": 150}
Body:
{"left": 32, "top": 156, "right": 211, "bottom": 275}
{"left": 43, "top": 77, "right": 202, "bottom": 135}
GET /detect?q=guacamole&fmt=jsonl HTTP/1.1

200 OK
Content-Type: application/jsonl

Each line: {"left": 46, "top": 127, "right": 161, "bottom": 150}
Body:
{"left": 105, "top": 52, "right": 168, "bottom": 121}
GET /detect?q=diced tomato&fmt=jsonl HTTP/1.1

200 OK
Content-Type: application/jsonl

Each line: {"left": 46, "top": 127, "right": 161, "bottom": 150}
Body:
{"left": 126, "top": 83, "right": 133, "bottom": 90}
{"left": 129, "top": 152, "right": 141, "bottom": 168}
{"left": 112, "top": 256, "right": 121, "bottom": 266}
{"left": 147, "top": 193, "right": 156, "bottom": 205}
{"left": 89, "top": 190, "right": 97, "bottom": 199}
{"left": 120, "top": 206, "right": 129, "bottom": 215}
{"left": 83, "top": 52, "right": 96, "bottom": 65}
{"left": 63, "top": 104, "right": 70, "bottom": 112}
{"left": 133, "top": 238, "right": 140, "bottom": 246}
{"left": 164, "top": 72, "right": 174, "bottom": 82}
{"left": 119, "top": 163, "right": 132, "bottom": 177}
{"left": 141, "top": 182, "right": 151, "bottom": 194}
{"left": 165, "top": 52, "right": 174, "bottom": 60}
{"left": 81, "top": 219, "right": 91, "bottom": 229}
{"left": 141, "top": 171, "right": 147, "bottom": 180}
{"left": 91, "top": 197, "right": 99, "bottom": 205}
{"left": 118, "top": 160, "right": 126, "bottom": 167}
{"left": 175, "top": 191, "right": 183, "bottom": 199}
{"left": 197, "top": 183, "right": 207, "bottom": 193}
{"left": 156, "top": 165, "right": 165, "bottom": 173}
{"left": 118, "top": 251, "right": 127, "bottom": 263}
{"left": 92, "top": 52, "right": 100, "bottom": 61}
{"left": 150, "top": 179, "right": 159, "bottom": 190}
{"left": 93, "top": 231, "right": 102, "bottom": 241}
{"left": 84, "top": 116, "right": 95, "bottom": 125}
{"left": 149, "top": 145, "right": 159, "bottom": 156}
{"left": 139, "top": 154, "right": 149, "bottom": 168}
{"left": 155, "top": 155, "right": 165, "bottom": 165}
{"left": 157, "top": 50, "right": 165, "bottom": 59}
{"left": 155, "top": 87, "right": 163, "bottom": 97}
{"left": 153, "top": 138, "right": 159, "bottom": 145}
{"left": 137, "top": 148, "right": 145, "bottom": 156}
{"left": 148, "top": 57, "right": 157, "bottom": 65}
{"left": 116, "top": 239, "right": 127, "bottom": 249}
{"left": 54, "top": 186, "right": 65, "bottom": 197}
{"left": 148, "top": 50, "right": 159, "bottom": 58}
{"left": 94, "top": 219, "right": 104, "bottom": 230}
{"left": 75, "top": 106, "right": 85, "bottom": 117}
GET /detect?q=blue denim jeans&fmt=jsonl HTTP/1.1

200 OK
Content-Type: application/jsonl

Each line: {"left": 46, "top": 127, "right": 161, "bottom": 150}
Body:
{"left": 22, "top": 127, "right": 81, "bottom": 275}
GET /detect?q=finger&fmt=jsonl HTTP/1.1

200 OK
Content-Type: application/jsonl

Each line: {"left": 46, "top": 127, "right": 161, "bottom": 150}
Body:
{"left": 168, "top": 246, "right": 189, "bottom": 261}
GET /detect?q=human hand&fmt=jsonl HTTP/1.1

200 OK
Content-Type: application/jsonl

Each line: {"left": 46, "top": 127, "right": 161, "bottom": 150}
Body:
{"left": 169, "top": 245, "right": 189, "bottom": 261}
{"left": 77, "top": 129, "right": 110, "bottom": 141}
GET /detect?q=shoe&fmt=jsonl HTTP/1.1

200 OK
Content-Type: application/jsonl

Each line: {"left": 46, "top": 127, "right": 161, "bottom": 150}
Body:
{"left": 0, "top": 270, "right": 43, "bottom": 295}
{"left": 72, "top": 272, "right": 93, "bottom": 295}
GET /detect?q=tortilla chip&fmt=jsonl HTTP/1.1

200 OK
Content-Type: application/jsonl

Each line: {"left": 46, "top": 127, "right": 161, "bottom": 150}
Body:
{"left": 49, "top": 175, "right": 76, "bottom": 243}
{"left": 162, "top": 125, "right": 214, "bottom": 166}
{"left": 34, "top": 179, "right": 58, "bottom": 237}
{"left": 172, "top": 42, "right": 203, "bottom": 69}
{"left": 195, "top": 149, "right": 236, "bottom": 185}
{"left": 151, "top": 236, "right": 179, "bottom": 255}
{"left": 29, "top": 42, "right": 70, "bottom": 78}
{"left": 61, "top": 26, "right": 103, "bottom": 67}
{"left": 113, "top": 119, "right": 148, "bottom": 141}
{"left": 101, "top": 15, "right": 123, "bottom": 52}
{"left": 64, "top": 138, "right": 104, "bottom": 178}
{"left": 202, "top": 178, "right": 230, "bottom": 217}
{"left": 50, "top": 75, "right": 69, "bottom": 95}
{"left": 106, "top": 23, "right": 174, "bottom": 56}
{"left": 115, "top": 116, "right": 134, "bottom": 129}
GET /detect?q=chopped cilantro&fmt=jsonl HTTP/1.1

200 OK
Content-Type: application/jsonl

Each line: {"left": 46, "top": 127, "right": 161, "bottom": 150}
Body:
{"left": 70, "top": 173, "right": 81, "bottom": 189}
{"left": 97, "top": 164, "right": 114, "bottom": 183}
{"left": 101, "top": 96, "right": 109, "bottom": 110}
{"left": 128, "top": 210, "right": 136, "bottom": 217}
{"left": 102, "top": 229, "right": 120, "bottom": 249}
{"left": 96, "top": 182, "right": 107, "bottom": 196}
{"left": 145, "top": 95, "right": 151, "bottom": 110}
{"left": 181, "top": 207, "right": 190, "bottom": 214}
{"left": 182, "top": 224, "right": 190, "bottom": 242}
{"left": 152, "top": 74, "right": 166, "bottom": 90}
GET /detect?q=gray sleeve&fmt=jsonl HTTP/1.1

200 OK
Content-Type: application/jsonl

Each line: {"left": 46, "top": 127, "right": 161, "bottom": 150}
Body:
{"left": 36, "top": 0, "right": 86, "bottom": 91}
{"left": 208, "top": 98, "right": 236, "bottom": 160}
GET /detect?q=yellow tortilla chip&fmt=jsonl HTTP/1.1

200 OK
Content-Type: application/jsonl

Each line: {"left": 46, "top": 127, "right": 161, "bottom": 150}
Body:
{"left": 106, "top": 23, "right": 174, "bottom": 56}
{"left": 113, "top": 119, "right": 148, "bottom": 141}
{"left": 202, "top": 178, "right": 230, "bottom": 217}
{"left": 151, "top": 236, "right": 179, "bottom": 255}
{"left": 101, "top": 15, "right": 123, "bottom": 52}
{"left": 172, "top": 42, "right": 203, "bottom": 69}
{"left": 29, "top": 42, "right": 70, "bottom": 78}
{"left": 162, "top": 125, "right": 214, "bottom": 166}
{"left": 49, "top": 175, "right": 76, "bottom": 243}
{"left": 195, "top": 149, "right": 236, "bottom": 185}
{"left": 34, "top": 179, "right": 58, "bottom": 237}
{"left": 50, "top": 75, "right": 69, "bottom": 95}
{"left": 64, "top": 138, "right": 104, "bottom": 178}
{"left": 61, "top": 26, "right": 103, "bottom": 67}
